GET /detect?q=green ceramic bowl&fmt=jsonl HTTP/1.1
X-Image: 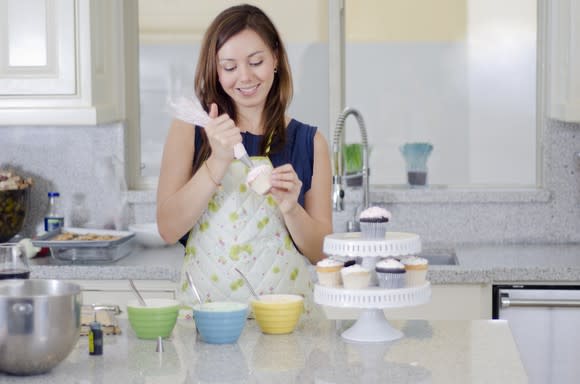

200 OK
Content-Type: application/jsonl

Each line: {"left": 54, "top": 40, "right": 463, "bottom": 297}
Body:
{"left": 127, "top": 298, "right": 179, "bottom": 339}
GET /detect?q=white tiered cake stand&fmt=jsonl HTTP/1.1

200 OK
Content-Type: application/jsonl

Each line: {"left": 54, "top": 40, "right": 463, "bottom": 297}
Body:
{"left": 314, "top": 232, "right": 431, "bottom": 343}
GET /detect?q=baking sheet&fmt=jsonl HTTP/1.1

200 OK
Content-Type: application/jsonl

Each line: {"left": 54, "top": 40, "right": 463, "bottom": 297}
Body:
{"left": 32, "top": 227, "right": 135, "bottom": 263}
{"left": 32, "top": 227, "right": 135, "bottom": 248}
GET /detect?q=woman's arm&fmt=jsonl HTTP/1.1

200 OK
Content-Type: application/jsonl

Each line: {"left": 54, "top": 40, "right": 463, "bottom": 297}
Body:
{"left": 270, "top": 131, "right": 333, "bottom": 264}
{"left": 156, "top": 119, "right": 224, "bottom": 244}
{"left": 157, "top": 104, "right": 240, "bottom": 244}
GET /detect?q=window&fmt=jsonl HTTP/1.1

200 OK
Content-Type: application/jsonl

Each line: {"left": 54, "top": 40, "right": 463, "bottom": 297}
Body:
{"left": 130, "top": 0, "right": 538, "bottom": 189}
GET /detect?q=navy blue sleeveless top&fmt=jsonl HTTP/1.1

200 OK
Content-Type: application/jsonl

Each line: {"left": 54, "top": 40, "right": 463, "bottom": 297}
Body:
{"left": 194, "top": 119, "right": 317, "bottom": 207}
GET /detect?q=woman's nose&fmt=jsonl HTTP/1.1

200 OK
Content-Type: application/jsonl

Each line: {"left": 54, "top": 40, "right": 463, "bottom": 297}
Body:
{"left": 238, "top": 63, "right": 252, "bottom": 81}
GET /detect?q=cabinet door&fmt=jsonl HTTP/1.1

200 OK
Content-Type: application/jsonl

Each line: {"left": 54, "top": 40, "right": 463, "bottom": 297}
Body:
{"left": 0, "top": 0, "right": 75, "bottom": 95}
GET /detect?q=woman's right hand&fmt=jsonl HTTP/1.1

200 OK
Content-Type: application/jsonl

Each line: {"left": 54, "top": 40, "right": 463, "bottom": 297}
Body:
{"left": 204, "top": 103, "right": 242, "bottom": 163}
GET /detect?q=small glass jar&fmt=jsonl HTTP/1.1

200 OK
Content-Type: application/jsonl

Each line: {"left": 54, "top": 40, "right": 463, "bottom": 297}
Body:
{"left": 70, "top": 193, "right": 90, "bottom": 228}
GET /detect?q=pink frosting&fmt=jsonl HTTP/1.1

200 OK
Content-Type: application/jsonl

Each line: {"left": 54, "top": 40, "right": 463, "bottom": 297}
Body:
{"left": 359, "top": 206, "right": 392, "bottom": 220}
{"left": 400, "top": 256, "right": 428, "bottom": 266}
{"left": 316, "top": 258, "right": 343, "bottom": 268}
{"left": 246, "top": 164, "right": 272, "bottom": 183}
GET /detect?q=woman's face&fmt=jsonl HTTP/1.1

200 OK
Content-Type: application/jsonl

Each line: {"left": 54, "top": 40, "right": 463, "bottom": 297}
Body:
{"left": 217, "top": 28, "right": 277, "bottom": 112}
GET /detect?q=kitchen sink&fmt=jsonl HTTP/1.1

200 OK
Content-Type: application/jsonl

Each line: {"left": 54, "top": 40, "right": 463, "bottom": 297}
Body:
{"left": 419, "top": 250, "right": 458, "bottom": 265}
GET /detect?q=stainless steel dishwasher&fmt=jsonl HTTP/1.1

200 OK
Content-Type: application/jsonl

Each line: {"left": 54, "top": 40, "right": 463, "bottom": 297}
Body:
{"left": 493, "top": 285, "right": 580, "bottom": 384}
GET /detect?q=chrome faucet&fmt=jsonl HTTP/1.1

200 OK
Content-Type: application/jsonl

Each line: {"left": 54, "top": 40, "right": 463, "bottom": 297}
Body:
{"left": 332, "top": 107, "right": 370, "bottom": 229}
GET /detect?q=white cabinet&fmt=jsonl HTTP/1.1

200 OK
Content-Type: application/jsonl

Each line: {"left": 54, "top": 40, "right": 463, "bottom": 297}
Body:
{"left": 322, "top": 284, "right": 492, "bottom": 321}
{"left": 545, "top": 0, "right": 580, "bottom": 122}
{"left": 0, "top": 0, "right": 132, "bottom": 125}
{"left": 70, "top": 279, "right": 177, "bottom": 318}
{"left": 384, "top": 283, "right": 492, "bottom": 320}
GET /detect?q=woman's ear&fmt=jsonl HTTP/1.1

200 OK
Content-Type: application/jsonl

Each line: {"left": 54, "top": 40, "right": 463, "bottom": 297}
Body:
{"left": 273, "top": 49, "right": 279, "bottom": 73}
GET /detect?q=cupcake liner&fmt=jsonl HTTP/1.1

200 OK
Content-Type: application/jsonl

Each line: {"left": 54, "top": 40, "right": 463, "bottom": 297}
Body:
{"left": 377, "top": 272, "right": 406, "bottom": 289}
{"left": 341, "top": 266, "right": 372, "bottom": 289}
{"left": 317, "top": 271, "right": 341, "bottom": 287}
{"left": 359, "top": 221, "right": 387, "bottom": 239}
{"left": 405, "top": 269, "right": 427, "bottom": 287}
{"left": 342, "top": 273, "right": 371, "bottom": 289}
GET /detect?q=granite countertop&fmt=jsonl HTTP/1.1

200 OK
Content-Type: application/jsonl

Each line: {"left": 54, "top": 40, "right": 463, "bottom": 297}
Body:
{"left": 0, "top": 317, "right": 527, "bottom": 383}
{"left": 29, "top": 243, "right": 183, "bottom": 281}
{"left": 29, "top": 242, "right": 580, "bottom": 286}
{"left": 432, "top": 242, "right": 580, "bottom": 284}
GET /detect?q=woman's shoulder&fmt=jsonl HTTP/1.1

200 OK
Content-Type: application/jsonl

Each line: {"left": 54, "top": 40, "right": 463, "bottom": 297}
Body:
{"left": 288, "top": 117, "right": 317, "bottom": 131}
{"left": 287, "top": 118, "right": 317, "bottom": 142}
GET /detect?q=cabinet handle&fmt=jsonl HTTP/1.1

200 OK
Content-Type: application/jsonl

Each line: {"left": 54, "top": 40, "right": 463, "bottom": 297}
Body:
{"left": 501, "top": 297, "right": 580, "bottom": 308}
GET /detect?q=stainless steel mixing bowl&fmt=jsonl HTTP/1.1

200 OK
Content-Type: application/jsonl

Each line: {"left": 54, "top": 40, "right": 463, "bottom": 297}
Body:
{"left": 0, "top": 279, "right": 82, "bottom": 375}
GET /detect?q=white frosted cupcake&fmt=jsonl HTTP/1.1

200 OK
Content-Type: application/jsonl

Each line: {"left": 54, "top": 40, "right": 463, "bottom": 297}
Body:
{"left": 400, "top": 256, "right": 428, "bottom": 287}
{"left": 358, "top": 206, "right": 391, "bottom": 239}
{"left": 340, "top": 265, "right": 371, "bottom": 289}
{"left": 246, "top": 164, "right": 273, "bottom": 195}
{"left": 375, "top": 258, "right": 406, "bottom": 289}
{"left": 316, "top": 258, "right": 343, "bottom": 287}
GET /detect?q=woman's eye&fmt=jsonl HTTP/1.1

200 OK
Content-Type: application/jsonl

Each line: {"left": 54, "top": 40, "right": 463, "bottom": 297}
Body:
{"left": 223, "top": 66, "right": 236, "bottom": 72}
{"left": 250, "top": 60, "right": 263, "bottom": 67}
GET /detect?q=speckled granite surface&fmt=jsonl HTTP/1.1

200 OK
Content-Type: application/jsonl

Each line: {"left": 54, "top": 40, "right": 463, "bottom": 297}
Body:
{"left": 28, "top": 242, "right": 580, "bottom": 285}
{"left": 454, "top": 243, "right": 580, "bottom": 283}
{"left": 0, "top": 317, "right": 526, "bottom": 383}
{"left": 29, "top": 244, "right": 182, "bottom": 281}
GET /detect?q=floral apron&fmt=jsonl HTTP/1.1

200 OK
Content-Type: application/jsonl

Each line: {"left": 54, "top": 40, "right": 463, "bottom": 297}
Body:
{"left": 178, "top": 157, "right": 313, "bottom": 312}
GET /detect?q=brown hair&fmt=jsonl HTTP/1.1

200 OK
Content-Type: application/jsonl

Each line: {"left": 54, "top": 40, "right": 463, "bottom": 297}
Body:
{"left": 193, "top": 4, "right": 293, "bottom": 172}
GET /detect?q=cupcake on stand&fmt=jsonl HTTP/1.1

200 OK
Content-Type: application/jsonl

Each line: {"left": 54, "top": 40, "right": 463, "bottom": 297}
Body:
{"left": 313, "top": 207, "right": 431, "bottom": 343}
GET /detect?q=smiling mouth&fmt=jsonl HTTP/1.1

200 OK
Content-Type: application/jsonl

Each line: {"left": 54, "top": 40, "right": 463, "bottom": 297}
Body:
{"left": 237, "top": 84, "right": 259, "bottom": 96}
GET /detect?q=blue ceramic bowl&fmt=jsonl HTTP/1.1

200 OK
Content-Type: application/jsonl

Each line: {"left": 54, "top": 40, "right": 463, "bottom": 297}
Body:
{"left": 193, "top": 302, "right": 248, "bottom": 344}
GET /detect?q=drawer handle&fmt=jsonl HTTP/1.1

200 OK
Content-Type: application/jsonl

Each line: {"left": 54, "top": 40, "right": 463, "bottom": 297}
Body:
{"left": 501, "top": 297, "right": 580, "bottom": 308}
{"left": 91, "top": 304, "right": 122, "bottom": 314}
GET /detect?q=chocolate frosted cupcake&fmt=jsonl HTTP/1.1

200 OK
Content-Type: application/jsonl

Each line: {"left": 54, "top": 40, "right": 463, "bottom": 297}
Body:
{"left": 358, "top": 206, "right": 392, "bottom": 239}
{"left": 375, "top": 258, "right": 406, "bottom": 289}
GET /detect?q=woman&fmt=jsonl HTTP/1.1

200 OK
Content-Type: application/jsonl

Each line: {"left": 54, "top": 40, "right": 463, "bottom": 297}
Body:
{"left": 157, "top": 4, "right": 332, "bottom": 305}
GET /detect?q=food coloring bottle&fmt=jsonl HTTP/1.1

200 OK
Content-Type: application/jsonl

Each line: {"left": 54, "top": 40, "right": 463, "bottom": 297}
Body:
{"left": 88, "top": 315, "right": 103, "bottom": 356}
{"left": 44, "top": 192, "right": 64, "bottom": 231}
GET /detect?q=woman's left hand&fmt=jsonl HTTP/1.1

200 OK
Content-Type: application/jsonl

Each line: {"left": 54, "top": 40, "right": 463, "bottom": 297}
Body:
{"left": 269, "top": 164, "right": 302, "bottom": 215}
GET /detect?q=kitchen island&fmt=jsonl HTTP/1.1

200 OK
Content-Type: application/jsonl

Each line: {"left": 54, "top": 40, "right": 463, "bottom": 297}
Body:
{"left": 0, "top": 317, "right": 526, "bottom": 383}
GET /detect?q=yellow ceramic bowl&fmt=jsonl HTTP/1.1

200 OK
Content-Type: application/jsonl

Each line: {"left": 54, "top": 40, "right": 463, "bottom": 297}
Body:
{"left": 250, "top": 294, "right": 304, "bottom": 335}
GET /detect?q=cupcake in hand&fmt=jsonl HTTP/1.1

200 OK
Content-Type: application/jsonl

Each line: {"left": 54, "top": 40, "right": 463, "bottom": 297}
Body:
{"left": 375, "top": 258, "right": 406, "bottom": 289}
{"left": 246, "top": 164, "right": 273, "bottom": 195}
{"left": 358, "top": 206, "right": 391, "bottom": 239}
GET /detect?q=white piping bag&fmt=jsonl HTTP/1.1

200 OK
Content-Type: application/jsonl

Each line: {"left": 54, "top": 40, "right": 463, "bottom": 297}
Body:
{"left": 168, "top": 96, "right": 254, "bottom": 168}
